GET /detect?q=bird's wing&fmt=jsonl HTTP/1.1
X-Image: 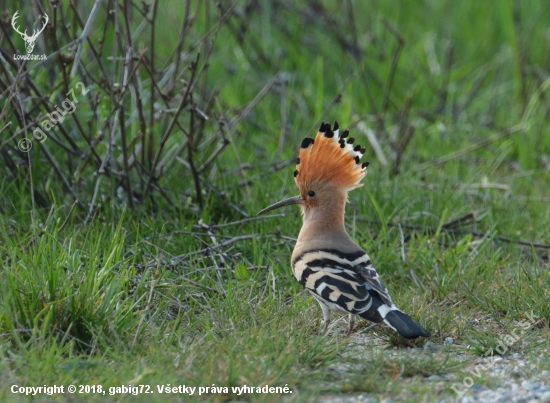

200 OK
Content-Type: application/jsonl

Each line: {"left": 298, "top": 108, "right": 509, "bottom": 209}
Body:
{"left": 353, "top": 258, "right": 394, "bottom": 307}
{"left": 292, "top": 249, "right": 376, "bottom": 315}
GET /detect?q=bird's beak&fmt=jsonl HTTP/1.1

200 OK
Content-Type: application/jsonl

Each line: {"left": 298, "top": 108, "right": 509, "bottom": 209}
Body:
{"left": 257, "top": 195, "right": 304, "bottom": 215}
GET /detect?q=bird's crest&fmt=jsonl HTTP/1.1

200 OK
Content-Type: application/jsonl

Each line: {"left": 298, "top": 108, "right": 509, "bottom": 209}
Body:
{"left": 294, "top": 122, "right": 369, "bottom": 192}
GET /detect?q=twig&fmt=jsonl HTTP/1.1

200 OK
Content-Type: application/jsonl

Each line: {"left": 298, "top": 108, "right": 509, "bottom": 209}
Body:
{"left": 441, "top": 212, "right": 476, "bottom": 229}
{"left": 392, "top": 90, "right": 415, "bottom": 176}
{"left": 119, "top": 48, "right": 134, "bottom": 208}
{"left": 270, "top": 267, "right": 276, "bottom": 295}
{"left": 57, "top": 200, "right": 79, "bottom": 233}
{"left": 141, "top": 52, "right": 201, "bottom": 202}
{"left": 439, "top": 41, "right": 454, "bottom": 111}
{"left": 166, "top": 231, "right": 249, "bottom": 239}
{"left": 70, "top": 0, "right": 103, "bottom": 78}
{"left": 84, "top": 176, "right": 102, "bottom": 225}
{"left": 177, "top": 277, "right": 219, "bottom": 294}
{"left": 278, "top": 73, "right": 289, "bottom": 152}
{"left": 198, "top": 176, "right": 248, "bottom": 217}
{"left": 193, "top": 213, "right": 286, "bottom": 229}
{"left": 346, "top": 0, "right": 360, "bottom": 61}
{"left": 381, "top": 19, "right": 404, "bottom": 116}
{"left": 398, "top": 224, "right": 406, "bottom": 262}
{"left": 176, "top": 235, "right": 254, "bottom": 259}
{"left": 394, "top": 125, "right": 414, "bottom": 173}
{"left": 196, "top": 137, "right": 230, "bottom": 174}
{"left": 308, "top": 73, "right": 357, "bottom": 136}
{"left": 266, "top": 158, "right": 294, "bottom": 174}
{"left": 132, "top": 273, "right": 155, "bottom": 348}
{"left": 355, "top": 218, "right": 550, "bottom": 249}
{"left": 187, "top": 93, "right": 203, "bottom": 208}
{"left": 229, "top": 74, "right": 281, "bottom": 130}
{"left": 413, "top": 124, "right": 525, "bottom": 172}
{"left": 39, "top": 143, "right": 85, "bottom": 210}
{"left": 357, "top": 122, "right": 388, "bottom": 166}
{"left": 148, "top": 0, "right": 159, "bottom": 134}
{"left": 358, "top": 323, "right": 379, "bottom": 334}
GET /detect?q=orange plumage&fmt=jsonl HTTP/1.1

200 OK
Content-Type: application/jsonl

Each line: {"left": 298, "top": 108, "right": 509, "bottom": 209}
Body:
{"left": 294, "top": 122, "right": 369, "bottom": 194}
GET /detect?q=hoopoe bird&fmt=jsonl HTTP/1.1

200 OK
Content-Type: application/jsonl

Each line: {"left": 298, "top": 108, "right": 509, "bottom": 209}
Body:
{"left": 258, "top": 122, "right": 430, "bottom": 339}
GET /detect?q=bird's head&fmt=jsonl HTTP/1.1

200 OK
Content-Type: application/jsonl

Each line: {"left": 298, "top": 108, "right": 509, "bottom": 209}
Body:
{"left": 258, "top": 122, "right": 369, "bottom": 217}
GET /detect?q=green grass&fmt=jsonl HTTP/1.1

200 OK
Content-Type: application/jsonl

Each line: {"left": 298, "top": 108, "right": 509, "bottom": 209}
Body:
{"left": 2, "top": 0, "right": 550, "bottom": 401}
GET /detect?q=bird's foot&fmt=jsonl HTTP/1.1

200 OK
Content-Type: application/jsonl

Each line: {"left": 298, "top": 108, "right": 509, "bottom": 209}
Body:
{"left": 345, "top": 314, "right": 355, "bottom": 337}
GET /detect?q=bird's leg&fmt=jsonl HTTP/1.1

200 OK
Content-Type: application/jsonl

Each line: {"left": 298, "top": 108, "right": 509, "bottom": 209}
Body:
{"left": 346, "top": 314, "right": 355, "bottom": 337}
{"left": 320, "top": 303, "right": 331, "bottom": 334}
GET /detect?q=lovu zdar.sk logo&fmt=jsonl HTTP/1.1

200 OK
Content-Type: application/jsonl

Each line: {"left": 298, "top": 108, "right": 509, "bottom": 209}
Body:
{"left": 11, "top": 11, "right": 48, "bottom": 61}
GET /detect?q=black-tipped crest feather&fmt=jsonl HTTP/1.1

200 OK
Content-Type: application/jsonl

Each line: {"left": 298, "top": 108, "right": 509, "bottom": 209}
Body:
{"left": 319, "top": 122, "right": 331, "bottom": 132}
{"left": 301, "top": 137, "right": 314, "bottom": 148}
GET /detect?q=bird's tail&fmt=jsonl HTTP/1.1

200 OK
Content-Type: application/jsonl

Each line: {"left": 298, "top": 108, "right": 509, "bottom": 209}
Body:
{"left": 383, "top": 309, "right": 431, "bottom": 339}
{"left": 360, "top": 301, "right": 431, "bottom": 339}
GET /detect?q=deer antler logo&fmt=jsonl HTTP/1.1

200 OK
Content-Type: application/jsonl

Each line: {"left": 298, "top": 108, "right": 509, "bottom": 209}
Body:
{"left": 11, "top": 11, "right": 49, "bottom": 54}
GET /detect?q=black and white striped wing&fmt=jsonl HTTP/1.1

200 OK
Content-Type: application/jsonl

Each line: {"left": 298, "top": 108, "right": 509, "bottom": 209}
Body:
{"left": 354, "top": 259, "right": 393, "bottom": 307}
{"left": 291, "top": 249, "right": 382, "bottom": 315}
{"left": 292, "top": 249, "right": 430, "bottom": 338}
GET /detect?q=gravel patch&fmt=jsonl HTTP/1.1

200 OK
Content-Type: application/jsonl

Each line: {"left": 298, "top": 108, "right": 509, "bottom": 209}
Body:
{"left": 318, "top": 327, "right": 550, "bottom": 403}
{"left": 457, "top": 369, "right": 550, "bottom": 403}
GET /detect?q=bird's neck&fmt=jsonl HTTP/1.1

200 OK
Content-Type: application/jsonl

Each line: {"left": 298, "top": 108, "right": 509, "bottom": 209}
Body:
{"left": 298, "top": 196, "right": 347, "bottom": 242}
{"left": 291, "top": 194, "right": 363, "bottom": 262}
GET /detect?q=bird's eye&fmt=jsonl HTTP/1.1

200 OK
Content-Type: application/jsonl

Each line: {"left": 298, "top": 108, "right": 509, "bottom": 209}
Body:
{"left": 308, "top": 190, "right": 316, "bottom": 197}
